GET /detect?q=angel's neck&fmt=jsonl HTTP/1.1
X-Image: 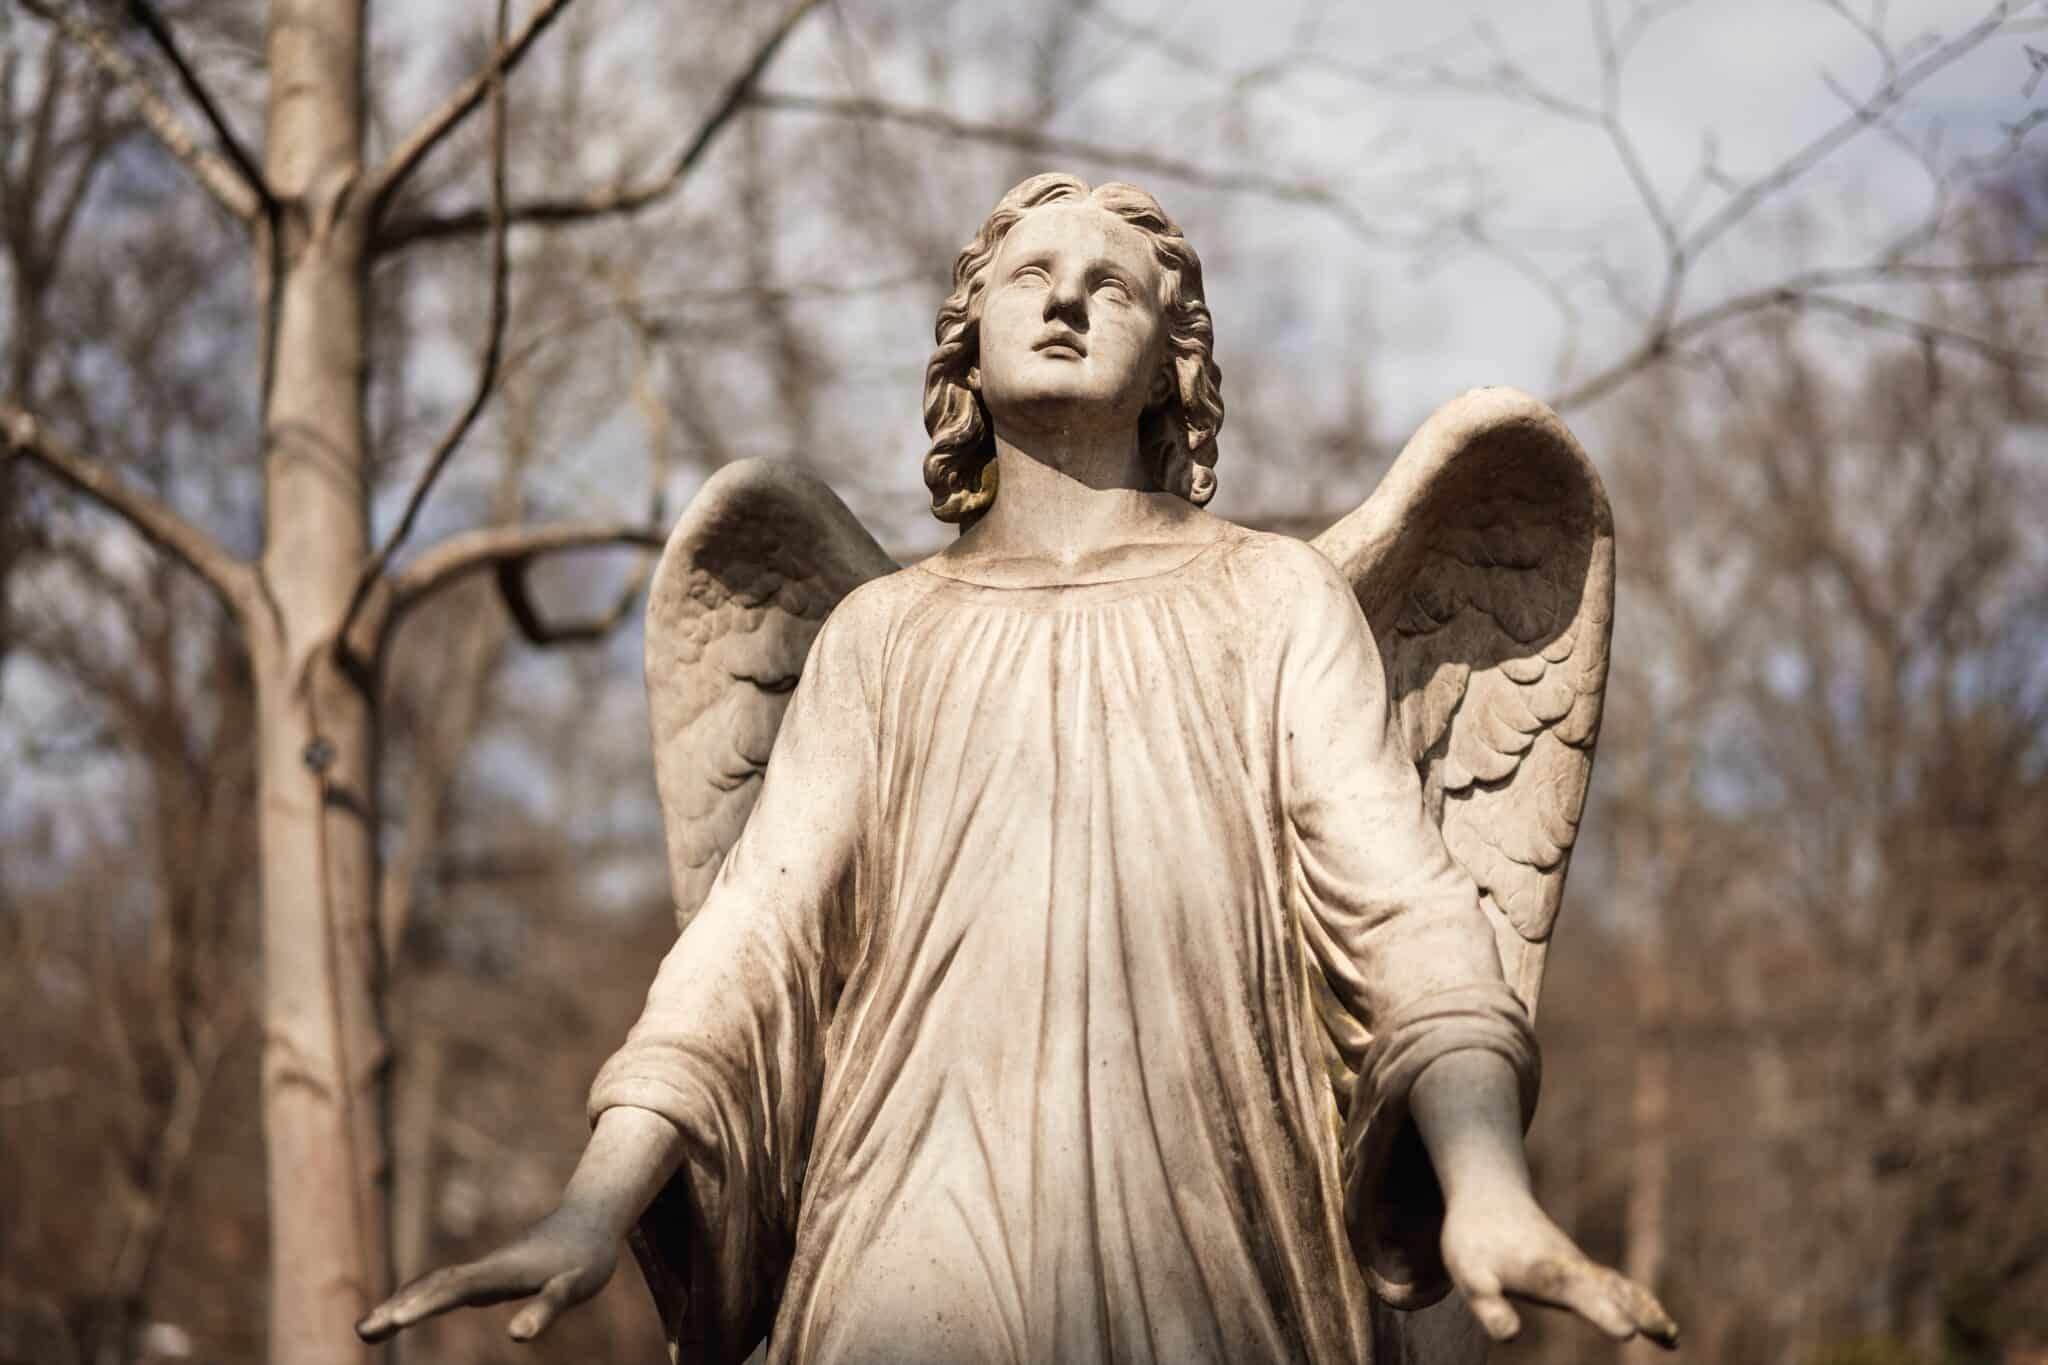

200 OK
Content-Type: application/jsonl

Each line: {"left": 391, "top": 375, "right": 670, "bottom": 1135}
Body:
{"left": 971, "top": 430, "right": 1162, "bottom": 564}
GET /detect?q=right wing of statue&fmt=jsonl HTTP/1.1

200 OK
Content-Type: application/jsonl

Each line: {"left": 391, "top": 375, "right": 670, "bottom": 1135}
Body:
{"left": 1313, "top": 388, "right": 1614, "bottom": 1365}
{"left": 644, "top": 459, "right": 899, "bottom": 928}
{"left": 1313, "top": 387, "right": 1616, "bottom": 1020}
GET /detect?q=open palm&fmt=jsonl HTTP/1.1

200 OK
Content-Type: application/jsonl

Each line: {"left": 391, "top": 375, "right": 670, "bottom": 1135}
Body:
{"left": 355, "top": 1207, "right": 618, "bottom": 1345}
{"left": 1442, "top": 1193, "right": 1678, "bottom": 1349}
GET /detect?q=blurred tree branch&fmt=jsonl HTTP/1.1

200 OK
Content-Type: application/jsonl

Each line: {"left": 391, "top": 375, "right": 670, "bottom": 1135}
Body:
{"left": 373, "top": 0, "right": 825, "bottom": 253}
{"left": 124, "top": 0, "right": 273, "bottom": 217}
{"left": 747, "top": 90, "right": 1428, "bottom": 249}
{"left": 1516, "top": 0, "right": 2045, "bottom": 408}
{"left": 366, "top": 0, "right": 578, "bottom": 219}
{"left": 14, "top": 0, "right": 267, "bottom": 223}
{"left": 1, "top": 400, "right": 253, "bottom": 610}
{"left": 385, "top": 520, "right": 664, "bottom": 625}
{"left": 341, "top": 0, "right": 516, "bottom": 659}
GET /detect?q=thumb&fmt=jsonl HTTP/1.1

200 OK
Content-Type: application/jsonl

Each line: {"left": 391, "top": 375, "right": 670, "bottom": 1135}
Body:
{"left": 507, "top": 1269, "right": 586, "bottom": 1344}
{"left": 1469, "top": 1292, "right": 1523, "bottom": 1342}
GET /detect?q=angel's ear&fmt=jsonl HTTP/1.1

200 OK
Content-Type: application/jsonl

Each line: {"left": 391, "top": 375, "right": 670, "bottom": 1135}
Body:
{"left": 1146, "top": 359, "right": 1175, "bottom": 408}
{"left": 966, "top": 365, "right": 981, "bottom": 393}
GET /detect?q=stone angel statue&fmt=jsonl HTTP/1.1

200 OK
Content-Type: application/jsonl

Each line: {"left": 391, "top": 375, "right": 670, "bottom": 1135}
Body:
{"left": 360, "top": 174, "right": 1675, "bottom": 1365}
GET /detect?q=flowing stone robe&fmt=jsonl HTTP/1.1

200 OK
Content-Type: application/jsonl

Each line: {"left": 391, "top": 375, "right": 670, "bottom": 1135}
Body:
{"left": 590, "top": 527, "right": 1539, "bottom": 1365}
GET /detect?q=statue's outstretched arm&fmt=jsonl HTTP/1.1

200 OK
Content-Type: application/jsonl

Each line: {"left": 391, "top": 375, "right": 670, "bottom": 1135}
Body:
{"left": 360, "top": 597, "right": 878, "bottom": 1354}
{"left": 1409, "top": 1051, "right": 1677, "bottom": 1348}
{"left": 356, "top": 1105, "right": 683, "bottom": 1343}
{"left": 1274, "top": 542, "right": 1673, "bottom": 1350}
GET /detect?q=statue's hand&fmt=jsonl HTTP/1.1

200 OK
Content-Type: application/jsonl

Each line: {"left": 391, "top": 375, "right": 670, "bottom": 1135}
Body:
{"left": 1440, "top": 1191, "right": 1678, "bottom": 1349}
{"left": 354, "top": 1203, "right": 619, "bottom": 1345}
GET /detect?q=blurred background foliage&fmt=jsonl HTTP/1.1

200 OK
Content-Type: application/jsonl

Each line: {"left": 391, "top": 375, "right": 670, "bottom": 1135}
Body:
{"left": 2, "top": 0, "right": 2045, "bottom": 1361}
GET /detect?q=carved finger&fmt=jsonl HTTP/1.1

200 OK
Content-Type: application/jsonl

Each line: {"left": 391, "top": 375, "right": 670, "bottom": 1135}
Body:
{"left": 1468, "top": 1292, "right": 1524, "bottom": 1343}
{"left": 1451, "top": 1259, "right": 1523, "bottom": 1343}
{"left": 507, "top": 1269, "right": 585, "bottom": 1343}
{"left": 1555, "top": 1263, "right": 1638, "bottom": 1341}
{"left": 1507, "top": 1252, "right": 1581, "bottom": 1308}
{"left": 357, "top": 1265, "right": 473, "bottom": 1341}
{"left": 356, "top": 1257, "right": 527, "bottom": 1341}
{"left": 1604, "top": 1269, "right": 1680, "bottom": 1348}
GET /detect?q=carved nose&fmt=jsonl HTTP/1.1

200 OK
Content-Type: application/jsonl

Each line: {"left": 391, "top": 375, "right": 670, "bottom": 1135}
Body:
{"left": 1044, "top": 276, "right": 1088, "bottom": 329}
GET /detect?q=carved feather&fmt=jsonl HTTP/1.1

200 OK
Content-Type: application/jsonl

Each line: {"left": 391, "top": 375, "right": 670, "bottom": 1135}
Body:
{"left": 1312, "top": 388, "right": 1615, "bottom": 1017}
{"left": 644, "top": 460, "right": 898, "bottom": 927}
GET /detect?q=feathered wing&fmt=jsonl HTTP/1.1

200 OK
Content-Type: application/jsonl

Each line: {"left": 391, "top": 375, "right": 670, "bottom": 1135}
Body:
{"left": 1312, "top": 387, "right": 1614, "bottom": 1018}
{"left": 644, "top": 459, "right": 898, "bottom": 927}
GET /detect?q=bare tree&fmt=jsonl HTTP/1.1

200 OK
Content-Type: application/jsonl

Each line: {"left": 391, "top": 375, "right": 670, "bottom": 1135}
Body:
{"left": 0, "top": 2, "right": 822, "bottom": 1358}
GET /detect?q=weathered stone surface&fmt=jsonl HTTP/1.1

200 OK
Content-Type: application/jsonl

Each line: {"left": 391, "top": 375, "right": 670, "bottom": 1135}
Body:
{"left": 358, "top": 174, "right": 1671, "bottom": 1365}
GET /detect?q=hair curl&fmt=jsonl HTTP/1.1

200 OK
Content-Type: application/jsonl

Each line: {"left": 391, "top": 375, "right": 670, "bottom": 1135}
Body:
{"left": 922, "top": 173, "right": 1225, "bottom": 524}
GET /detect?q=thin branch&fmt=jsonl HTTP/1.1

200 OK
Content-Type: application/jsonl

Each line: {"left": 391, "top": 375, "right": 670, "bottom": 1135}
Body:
{"left": 1803, "top": 259, "right": 2048, "bottom": 286}
{"left": 375, "top": 0, "right": 825, "bottom": 253}
{"left": 494, "top": 547, "right": 653, "bottom": 647}
{"left": 1, "top": 400, "right": 253, "bottom": 611}
{"left": 366, "top": 0, "right": 578, "bottom": 218}
{"left": 747, "top": 92, "right": 1426, "bottom": 250}
{"left": 496, "top": 271, "right": 926, "bottom": 383}
{"left": 98, "top": 1013, "right": 238, "bottom": 1363}
{"left": 387, "top": 520, "right": 664, "bottom": 622}
{"left": 376, "top": 421, "right": 535, "bottom": 960}
{"left": 341, "top": 0, "right": 514, "bottom": 654}
{"left": 1552, "top": 261, "right": 2048, "bottom": 409}
{"left": 16, "top": 0, "right": 262, "bottom": 222}
{"left": 124, "top": 0, "right": 272, "bottom": 214}
{"left": 1539, "top": 0, "right": 2033, "bottom": 408}
{"left": 1679, "top": 1, "right": 2020, "bottom": 260}
{"left": 1591, "top": 0, "right": 1680, "bottom": 262}
{"left": 1818, "top": 0, "right": 1900, "bottom": 91}
{"left": 1792, "top": 293, "right": 2048, "bottom": 370}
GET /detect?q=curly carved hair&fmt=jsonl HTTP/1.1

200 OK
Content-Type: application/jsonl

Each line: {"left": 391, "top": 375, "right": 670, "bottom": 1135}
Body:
{"left": 922, "top": 173, "right": 1225, "bottom": 524}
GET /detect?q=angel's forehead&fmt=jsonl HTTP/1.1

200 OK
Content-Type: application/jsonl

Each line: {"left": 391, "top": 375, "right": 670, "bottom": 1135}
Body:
{"left": 994, "top": 201, "right": 1159, "bottom": 282}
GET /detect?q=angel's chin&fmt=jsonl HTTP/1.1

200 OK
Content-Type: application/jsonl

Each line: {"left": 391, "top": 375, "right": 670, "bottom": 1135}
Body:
{"left": 984, "top": 384, "right": 1148, "bottom": 435}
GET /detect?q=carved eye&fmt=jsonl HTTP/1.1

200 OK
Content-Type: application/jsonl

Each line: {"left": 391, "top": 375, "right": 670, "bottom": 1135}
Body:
{"left": 1094, "top": 277, "right": 1133, "bottom": 302}
{"left": 1011, "top": 265, "right": 1051, "bottom": 287}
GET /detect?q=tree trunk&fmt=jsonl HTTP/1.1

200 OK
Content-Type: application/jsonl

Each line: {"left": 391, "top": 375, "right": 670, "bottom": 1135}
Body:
{"left": 1621, "top": 943, "right": 1672, "bottom": 1365}
{"left": 254, "top": 3, "right": 389, "bottom": 1361}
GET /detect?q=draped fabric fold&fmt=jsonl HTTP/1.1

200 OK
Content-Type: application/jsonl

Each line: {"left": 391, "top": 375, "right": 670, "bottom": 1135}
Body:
{"left": 591, "top": 528, "right": 1538, "bottom": 1364}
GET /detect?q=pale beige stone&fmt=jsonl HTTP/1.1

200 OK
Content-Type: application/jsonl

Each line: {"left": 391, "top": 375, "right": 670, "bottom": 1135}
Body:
{"left": 358, "top": 174, "right": 1670, "bottom": 1365}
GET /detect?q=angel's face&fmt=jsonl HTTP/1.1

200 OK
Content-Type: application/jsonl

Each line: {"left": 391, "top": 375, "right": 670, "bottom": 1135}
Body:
{"left": 974, "top": 201, "right": 1169, "bottom": 440}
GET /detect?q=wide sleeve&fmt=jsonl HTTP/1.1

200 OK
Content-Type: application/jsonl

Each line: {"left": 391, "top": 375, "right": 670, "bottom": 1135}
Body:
{"left": 1275, "top": 546, "right": 1539, "bottom": 1311}
{"left": 587, "top": 601, "right": 875, "bottom": 1364}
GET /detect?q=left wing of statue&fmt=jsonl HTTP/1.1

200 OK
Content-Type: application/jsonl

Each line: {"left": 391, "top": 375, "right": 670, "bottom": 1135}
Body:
{"left": 644, "top": 458, "right": 899, "bottom": 927}
{"left": 1312, "top": 387, "right": 1615, "bottom": 1020}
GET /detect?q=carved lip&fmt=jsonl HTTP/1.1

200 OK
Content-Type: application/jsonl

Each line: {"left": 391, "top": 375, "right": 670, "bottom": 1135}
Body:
{"left": 1033, "top": 330, "right": 1087, "bottom": 357}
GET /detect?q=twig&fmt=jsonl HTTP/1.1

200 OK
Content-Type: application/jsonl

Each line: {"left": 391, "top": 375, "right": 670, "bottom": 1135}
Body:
{"left": 366, "top": 0, "right": 579, "bottom": 218}
{"left": 494, "top": 548, "right": 654, "bottom": 646}
{"left": 375, "top": 0, "right": 825, "bottom": 253}
{"left": 124, "top": 0, "right": 272, "bottom": 214}
{"left": 1591, "top": 0, "right": 1680, "bottom": 263}
{"left": 340, "top": 0, "right": 515, "bottom": 655}
{"left": 1536, "top": 0, "right": 2034, "bottom": 408}
{"left": 1552, "top": 262, "right": 2048, "bottom": 409}
{"left": 1, "top": 400, "right": 253, "bottom": 611}
{"left": 746, "top": 92, "right": 1425, "bottom": 250}
{"left": 496, "top": 272, "right": 926, "bottom": 382}
{"left": 99, "top": 1017, "right": 236, "bottom": 1345}
{"left": 16, "top": 0, "right": 263, "bottom": 222}
{"left": 1792, "top": 293, "right": 2048, "bottom": 370}
{"left": 386, "top": 520, "right": 665, "bottom": 624}
{"left": 1679, "top": 2, "right": 2020, "bottom": 261}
